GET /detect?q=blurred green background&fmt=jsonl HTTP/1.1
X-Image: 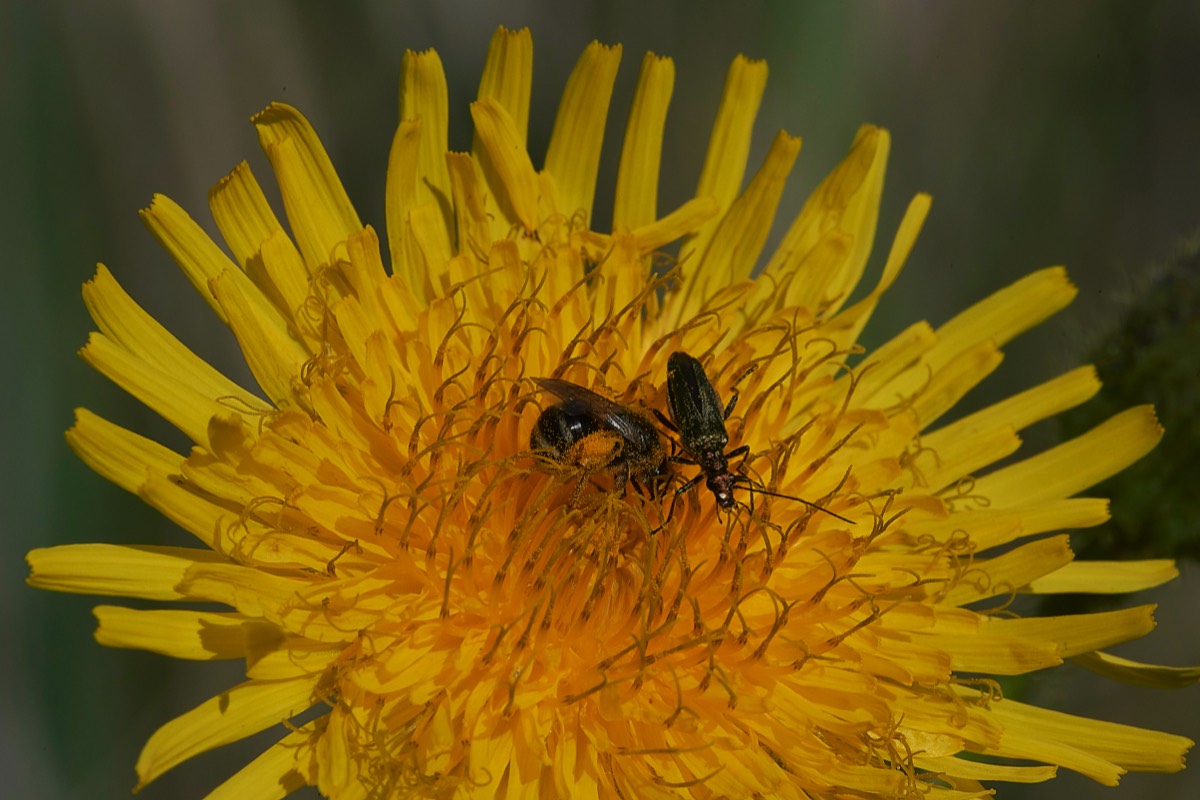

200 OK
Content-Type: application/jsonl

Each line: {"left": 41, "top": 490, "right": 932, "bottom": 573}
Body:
{"left": 3, "top": 1, "right": 1198, "bottom": 798}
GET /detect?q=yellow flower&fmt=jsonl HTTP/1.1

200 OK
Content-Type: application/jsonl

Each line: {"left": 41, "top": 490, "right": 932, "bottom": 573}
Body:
{"left": 28, "top": 26, "right": 1197, "bottom": 799}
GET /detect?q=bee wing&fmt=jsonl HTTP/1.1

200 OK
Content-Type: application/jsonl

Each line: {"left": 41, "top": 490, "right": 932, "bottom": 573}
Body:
{"left": 534, "top": 378, "right": 626, "bottom": 413}
{"left": 534, "top": 378, "right": 659, "bottom": 447}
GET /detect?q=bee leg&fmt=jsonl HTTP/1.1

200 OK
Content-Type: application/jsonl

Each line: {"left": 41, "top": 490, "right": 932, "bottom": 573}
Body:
{"left": 614, "top": 461, "right": 631, "bottom": 497}
{"left": 569, "top": 472, "right": 589, "bottom": 507}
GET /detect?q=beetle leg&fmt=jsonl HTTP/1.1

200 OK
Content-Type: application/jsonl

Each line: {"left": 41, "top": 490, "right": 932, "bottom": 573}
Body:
{"left": 723, "top": 364, "right": 758, "bottom": 420}
{"left": 654, "top": 472, "right": 702, "bottom": 533}
{"left": 725, "top": 444, "right": 750, "bottom": 468}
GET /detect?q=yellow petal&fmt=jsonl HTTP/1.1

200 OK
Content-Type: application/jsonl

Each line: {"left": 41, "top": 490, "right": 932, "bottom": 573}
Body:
{"left": 974, "top": 406, "right": 1162, "bottom": 506}
{"left": 399, "top": 47, "right": 453, "bottom": 223}
{"left": 423, "top": 204, "right": 466, "bottom": 291}
{"left": 830, "top": 193, "right": 932, "bottom": 343}
{"left": 384, "top": 117, "right": 423, "bottom": 285}
{"left": 26, "top": 544, "right": 226, "bottom": 600}
{"left": 928, "top": 266, "right": 1076, "bottom": 372}
{"left": 245, "top": 642, "right": 342, "bottom": 682}
{"left": 208, "top": 160, "right": 285, "bottom": 268}
{"left": 543, "top": 41, "right": 623, "bottom": 226}
{"left": 253, "top": 103, "right": 362, "bottom": 269}
{"left": 1073, "top": 650, "right": 1200, "bottom": 689}
{"left": 469, "top": 733, "right": 515, "bottom": 800}
{"left": 984, "top": 694, "right": 1193, "bottom": 778}
{"left": 1027, "top": 559, "right": 1178, "bottom": 595}
{"left": 176, "top": 562, "right": 317, "bottom": 627}
{"left": 590, "top": 234, "right": 646, "bottom": 323}
{"left": 315, "top": 707, "right": 361, "bottom": 798}
{"left": 475, "top": 26, "right": 533, "bottom": 145}
{"left": 393, "top": 50, "right": 456, "bottom": 298}
{"left": 686, "top": 132, "right": 801, "bottom": 314}
{"left": 307, "top": 377, "right": 376, "bottom": 454}
{"left": 1014, "top": 498, "right": 1112, "bottom": 539}
{"left": 613, "top": 52, "right": 674, "bottom": 231}
{"left": 846, "top": 321, "right": 937, "bottom": 407}
{"left": 136, "top": 470, "right": 230, "bottom": 551}
{"left": 941, "top": 535, "right": 1074, "bottom": 606}
{"left": 924, "top": 365, "right": 1100, "bottom": 452}
{"left": 210, "top": 269, "right": 310, "bottom": 408}
{"left": 765, "top": 125, "right": 889, "bottom": 314}
{"left": 918, "top": 424, "right": 1021, "bottom": 494}
{"left": 552, "top": 725, "right": 601, "bottom": 799}
{"left": 415, "top": 698, "right": 456, "bottom": 776}
{"left": 339, "top": 226, "right": 388, "bottom": 324}
{"left": 930, "top": 498, "right": 1111, "bottom": 552}
{"left": 254, "top": 228, "right": 314, "bottom": 329}
{"left": 927, "top": 626, "right": 1061, "bottom": 675}
{"left": 914, "top": 755, "right": 1057, "bottom": 784}
{"left": 446, "top": 151, "right": 493, "bottom": 257}
{"left": 139, "top": 193, "right": 244, "bottom": 323}
{"left": 983, "top": 605, "right": 1156, "bottom": 659}
{"left": 206, "top": 719, "right": 323, "bottom": 800}
{"left": 82, "top": 265, "right": 267, "bottom": 411}
{"left": 470, "top": 97, "right": 540, "bottom": 233}
{"left": 80, "top": 332, "right": 230, "bottom": 447}
{"left": 135, "top": 676, "right": 320, "bottom": 789}
{"left": 678, "top": 55, "right": 768, "bottom": 280}
{"left": 981, "top": 725, "right": 1124, "bottom": 785}
{"left": 777, "top": 228, "right": 853, "bottom": 315}
{"left": 910, "top": 340, "right": 1003, "bottom": 428}
{"left": 630, "top": 195, "right": 719, "bottom": 255}
{"left": 329, "top": 295, "right": 373, "bottom": 378}
{"left": 66, "top": 408, "right": 181, "bottom": 494}
{"left": 93, "top": 606, "right": 252, "bottom": 660}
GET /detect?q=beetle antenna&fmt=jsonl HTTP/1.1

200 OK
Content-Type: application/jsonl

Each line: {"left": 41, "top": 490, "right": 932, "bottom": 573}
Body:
{"left": 736, "top": 481, "right": 854, "bottom": 524}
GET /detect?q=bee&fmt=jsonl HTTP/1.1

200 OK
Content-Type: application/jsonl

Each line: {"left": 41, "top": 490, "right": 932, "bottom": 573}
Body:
{"left": 531, "top": 378, "right": 669, "bottom": 502}
{"left": 656, "top": 351, "right": 851, "bottom": 522}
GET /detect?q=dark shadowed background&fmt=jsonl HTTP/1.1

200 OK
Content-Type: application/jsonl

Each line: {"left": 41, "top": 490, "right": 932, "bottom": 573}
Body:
{"left": 2, "top": 1, "right": 1198, "bottom": 798}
